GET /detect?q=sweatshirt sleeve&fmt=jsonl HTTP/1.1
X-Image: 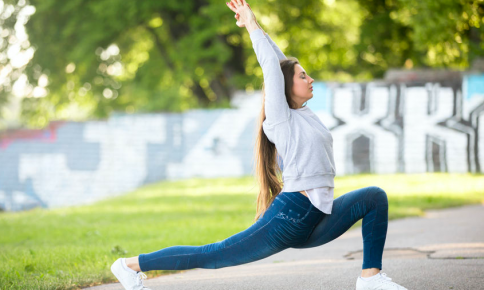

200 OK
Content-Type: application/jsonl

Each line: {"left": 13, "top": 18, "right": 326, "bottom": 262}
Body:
{"left": 264, "top": 33, "right": 287, "bottom": 61}
{"left": 250, "top": 28, "right": 290, "bottom": 126}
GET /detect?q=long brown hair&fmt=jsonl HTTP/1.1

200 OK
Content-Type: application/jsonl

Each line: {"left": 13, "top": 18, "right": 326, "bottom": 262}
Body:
{"left": 252, "top": 57, "right": 301, "bottom": 222}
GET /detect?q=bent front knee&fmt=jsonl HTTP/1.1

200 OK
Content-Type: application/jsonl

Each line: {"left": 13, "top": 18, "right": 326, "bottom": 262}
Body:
{"left": 368, "top": 186, "right": 388, "bottom": 204}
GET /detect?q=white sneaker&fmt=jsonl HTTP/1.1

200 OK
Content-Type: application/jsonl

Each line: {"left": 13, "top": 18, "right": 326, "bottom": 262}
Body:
{"left": 110, "top": 258, "right": 152, "bottom": 290}
{"left": 356, "top": 272, "right": 408, "bottom": 290}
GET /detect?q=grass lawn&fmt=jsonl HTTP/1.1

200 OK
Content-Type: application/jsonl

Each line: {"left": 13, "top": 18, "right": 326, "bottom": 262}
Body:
{"left": 0, "top": 173, "right": 483, "bottom": 289}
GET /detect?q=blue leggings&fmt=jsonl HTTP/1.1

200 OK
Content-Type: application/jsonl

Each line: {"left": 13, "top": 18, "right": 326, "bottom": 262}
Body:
{"left": 138, "top": 186, "right": 388, "bottom": 272}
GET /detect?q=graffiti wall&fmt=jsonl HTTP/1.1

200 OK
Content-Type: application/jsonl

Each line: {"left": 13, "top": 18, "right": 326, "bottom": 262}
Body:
{"left": 1, "top": 74, "right": 483, "bottom": 212}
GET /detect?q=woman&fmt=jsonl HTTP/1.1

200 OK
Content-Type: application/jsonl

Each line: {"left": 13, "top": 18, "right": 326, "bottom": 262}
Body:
{"left": 110, "top": 1, "right": 409, "bottom": 289}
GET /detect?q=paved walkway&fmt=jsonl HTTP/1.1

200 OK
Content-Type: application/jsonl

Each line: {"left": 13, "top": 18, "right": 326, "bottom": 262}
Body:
{"left": 87, "top": 203, "right": 484, "bottom": 290}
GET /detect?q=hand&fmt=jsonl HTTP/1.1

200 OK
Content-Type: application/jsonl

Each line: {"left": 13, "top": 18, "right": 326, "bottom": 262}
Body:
{"left": 225, "top": 0, "right": 256, "bottom": 28}
{"left": 235, "top": 3, "right": 255, "bottom": 28}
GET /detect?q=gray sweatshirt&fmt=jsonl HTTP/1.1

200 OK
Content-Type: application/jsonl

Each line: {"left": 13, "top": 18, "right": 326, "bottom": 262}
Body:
{"left": 250, "top": 28, "right": 336, "bottom": 193}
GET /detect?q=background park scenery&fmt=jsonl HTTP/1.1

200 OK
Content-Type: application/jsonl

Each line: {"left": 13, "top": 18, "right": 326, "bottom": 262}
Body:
{"left": 0, "top": 0, "right": 484, "bottom": 289}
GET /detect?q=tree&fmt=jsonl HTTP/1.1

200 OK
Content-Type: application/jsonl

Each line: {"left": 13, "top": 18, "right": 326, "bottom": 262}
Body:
{"left": 0, "top": 0, "right": 482, "bottom": 129}
{"left": 356, "top": 0, "right": 484, "bottom": 75}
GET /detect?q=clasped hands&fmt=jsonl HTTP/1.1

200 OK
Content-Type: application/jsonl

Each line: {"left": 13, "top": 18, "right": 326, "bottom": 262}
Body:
{"left": 225, "top": 0, "right": 257, "bottom": 28}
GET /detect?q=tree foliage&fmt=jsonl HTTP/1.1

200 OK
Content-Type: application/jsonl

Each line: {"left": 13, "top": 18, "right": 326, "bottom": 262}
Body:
{"left": 0, "top": 0, "right": 482, "bottom": 129}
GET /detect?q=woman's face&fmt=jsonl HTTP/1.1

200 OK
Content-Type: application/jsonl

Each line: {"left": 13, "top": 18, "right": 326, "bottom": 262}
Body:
{"left": 291, "top": 64, "right": 314, "bottom": 108}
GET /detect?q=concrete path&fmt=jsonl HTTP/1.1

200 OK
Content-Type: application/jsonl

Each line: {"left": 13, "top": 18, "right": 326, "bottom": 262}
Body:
{"left": 86, "top": 203, "right": 484, "bottom": 290}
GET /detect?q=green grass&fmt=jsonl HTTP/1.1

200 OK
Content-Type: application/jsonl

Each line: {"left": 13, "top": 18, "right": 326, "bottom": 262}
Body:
{"left": 0, "top": 173, "right": 483, "bottom": 289}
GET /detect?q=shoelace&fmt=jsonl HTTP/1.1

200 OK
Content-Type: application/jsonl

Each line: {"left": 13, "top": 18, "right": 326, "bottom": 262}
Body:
{"left": 135, "top": 272, "right": 148, "bottom": 286}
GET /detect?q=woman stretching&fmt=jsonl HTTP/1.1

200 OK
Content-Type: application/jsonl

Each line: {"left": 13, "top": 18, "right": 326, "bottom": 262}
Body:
{"left": 110, "top": 1, "right": 408, "bottom": 289}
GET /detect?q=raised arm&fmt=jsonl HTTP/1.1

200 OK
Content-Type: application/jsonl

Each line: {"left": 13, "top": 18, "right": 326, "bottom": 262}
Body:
{"left": 255, "top": 23, "right": 287, "bottom": 61}
{"left": 227, "top": 0, "right": 290, "bottom": 126}
{"left": 255, "top": 25, "right": 288, "bottom": 61}
{"left": 264, "top": 33, "right": 287, "bottom": 61}
{"left": 227, "top": 1, "right": 287, "bottom": 61}
{"left": 249, "top": 28, "right": 290, "bottom": 126}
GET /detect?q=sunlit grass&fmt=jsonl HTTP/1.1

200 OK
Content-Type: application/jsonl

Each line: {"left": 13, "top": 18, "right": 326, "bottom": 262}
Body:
{"left": 0, "top": 173, "right": 482, "bottom": 289}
